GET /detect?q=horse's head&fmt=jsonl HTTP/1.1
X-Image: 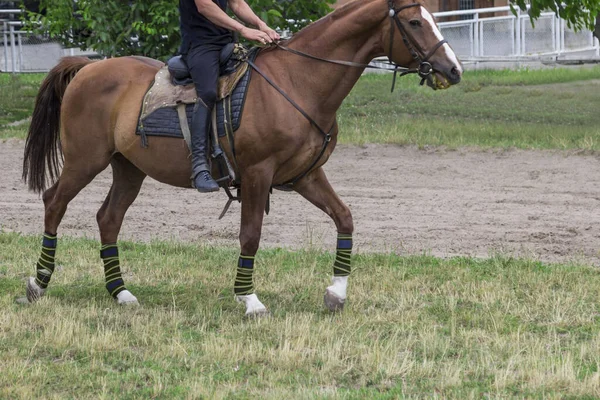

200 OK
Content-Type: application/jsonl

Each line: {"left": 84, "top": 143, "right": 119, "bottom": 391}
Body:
{"left": 382, "top": 0, "right": 462, "bottom": 90}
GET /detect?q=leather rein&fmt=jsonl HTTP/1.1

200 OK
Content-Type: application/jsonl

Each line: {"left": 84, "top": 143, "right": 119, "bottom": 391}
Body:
{"left": 244, "top": 1, "right": 447, "bottom": 188}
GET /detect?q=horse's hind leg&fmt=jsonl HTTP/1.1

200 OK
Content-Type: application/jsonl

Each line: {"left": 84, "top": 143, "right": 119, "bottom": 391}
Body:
{"left": 293, "top": 167, "right": 354, "bottom": 312}
{"left": 96, "top": 154, "right": 146, "bottom": 304}
{"left": 27, "top": 155, "right": 111, "bottom": 302}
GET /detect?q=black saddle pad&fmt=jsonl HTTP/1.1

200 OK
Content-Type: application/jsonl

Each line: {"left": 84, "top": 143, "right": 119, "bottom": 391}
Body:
{"left": 136, "top": 57, "right": 254, "bottom": 141}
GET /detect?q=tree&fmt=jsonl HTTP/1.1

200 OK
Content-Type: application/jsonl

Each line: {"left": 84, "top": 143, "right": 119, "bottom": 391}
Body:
{"left": 24, "top": 0, "right": 334, "bottom": 59}
{"left": 509, "top": 0, "right": 600, "bottom": 32}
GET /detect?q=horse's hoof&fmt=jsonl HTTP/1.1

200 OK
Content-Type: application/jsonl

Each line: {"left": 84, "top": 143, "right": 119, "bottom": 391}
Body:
{"left": 245, "top": 307, "right": 270, "bottom": 318}
{"left": 26, "top": 277, "right": 45, "bottom": 303}
{"left": 15, "top": 296, "right": 31, "bottom": 305}
{"left": 116, "top": 290, "right": 139, "bottom": 306}
{"left": 236, "top": 294, "right": 268, "bottom": 317}
{"left": 324, "top": 288, "right": 345, "bottom": 312}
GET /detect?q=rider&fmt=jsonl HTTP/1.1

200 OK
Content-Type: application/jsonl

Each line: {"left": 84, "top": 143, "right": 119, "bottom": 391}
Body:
{"left": 179, "top": 0, "right": 280, "bottom": 192}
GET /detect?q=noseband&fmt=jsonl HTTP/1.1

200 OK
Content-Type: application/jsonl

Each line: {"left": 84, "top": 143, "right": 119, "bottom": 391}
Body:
{"left": 387, "top": 1, "right": 448, "bottom": 90}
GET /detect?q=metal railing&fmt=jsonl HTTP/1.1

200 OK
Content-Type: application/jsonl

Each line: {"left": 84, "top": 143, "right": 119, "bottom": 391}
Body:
{"left": 1, "top": 9, "right": 97, "bottom": 73}
{"left": 434, "top": 6, "right": 600, "bottom": 61}
{"left": 2, "top": 6, "right": 600, "bottom": 72}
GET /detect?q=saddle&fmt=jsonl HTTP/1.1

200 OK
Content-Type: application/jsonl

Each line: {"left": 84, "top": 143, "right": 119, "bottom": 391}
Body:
{"left": 136, "top": 45, "right": 258, "bottom": 194}
{"left": 168, "top": 42, "right": 244, "bottom": 86}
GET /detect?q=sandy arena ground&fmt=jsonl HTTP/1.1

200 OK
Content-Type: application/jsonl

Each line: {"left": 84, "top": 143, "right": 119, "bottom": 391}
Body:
{"left": 1, "top": 139, "right": 599, "bottom": 265}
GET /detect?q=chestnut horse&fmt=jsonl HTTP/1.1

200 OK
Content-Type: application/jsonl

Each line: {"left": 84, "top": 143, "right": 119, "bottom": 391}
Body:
{"left": 22, "top": 0, "right": 461, "bottom": 315}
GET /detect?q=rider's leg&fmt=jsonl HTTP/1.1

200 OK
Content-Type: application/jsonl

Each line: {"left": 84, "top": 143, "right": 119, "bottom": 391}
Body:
{"left": 185, "top": 44, "right": 222, "bottom": 192}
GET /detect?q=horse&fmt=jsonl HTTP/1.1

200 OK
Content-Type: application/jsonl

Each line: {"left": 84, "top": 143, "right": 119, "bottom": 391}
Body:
{"left": 21, "top": 0, "right": 461, "bottom": 316}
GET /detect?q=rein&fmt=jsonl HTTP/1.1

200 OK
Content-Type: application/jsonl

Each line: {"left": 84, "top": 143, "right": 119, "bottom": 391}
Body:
{"left": 245, "top": 57, "right": 334, "bottom": 189}
{"left": 243, "top": 1, "right": 447, "bottom": 188}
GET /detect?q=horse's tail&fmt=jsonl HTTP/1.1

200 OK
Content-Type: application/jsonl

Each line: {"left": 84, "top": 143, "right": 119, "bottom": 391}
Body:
{"left": 22, "top": 56, "right": 93, "bottom": 193}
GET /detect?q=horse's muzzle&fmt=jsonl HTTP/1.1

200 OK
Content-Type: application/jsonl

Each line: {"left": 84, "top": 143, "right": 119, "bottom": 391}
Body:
{"left": 446, "top": 65, "right": 462, "bottom": 85}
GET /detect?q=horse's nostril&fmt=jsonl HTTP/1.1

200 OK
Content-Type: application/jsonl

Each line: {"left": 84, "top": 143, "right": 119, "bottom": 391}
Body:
{"left": 449, "top": 66, "right": 461, "bottom": 83}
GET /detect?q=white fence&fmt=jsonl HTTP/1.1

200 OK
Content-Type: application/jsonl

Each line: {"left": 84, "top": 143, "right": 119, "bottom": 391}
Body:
{"left": 435, "top": 6, "right": 599, "bottom": 61}
{"left": 2, "top": 6, "right": 600, "bottom": 72}
{"left": 1, "top": 9, "right": 95, "bottom": 73}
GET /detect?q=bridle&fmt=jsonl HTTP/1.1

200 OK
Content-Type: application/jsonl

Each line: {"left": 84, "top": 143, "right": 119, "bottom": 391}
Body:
{"left": 242, "top": 1, "right": 450, "bottom": 190}
{"left": 387, "top": 1, "right": 448, "bottom": 90}
{"left": 273, "top": 1, "right": 449, "bottom": 91}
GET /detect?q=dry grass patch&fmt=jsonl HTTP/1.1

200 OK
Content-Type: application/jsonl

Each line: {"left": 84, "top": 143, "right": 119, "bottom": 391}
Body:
{"left": 1, "top": 233, "right": 600, "bottom": 398}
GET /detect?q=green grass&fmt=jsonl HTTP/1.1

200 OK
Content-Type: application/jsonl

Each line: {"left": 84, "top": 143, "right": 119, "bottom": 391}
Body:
{"left": 2, "top": 67, "right": 600, "bottom": 149}
{"left": 338, "top": 67, "right": 600, "bottom": 149}
{"left": 2, "top": 232, "right": 600, "bottom": 398}
{"left": 0, "top": 73, "right": 44, "bottom": 129}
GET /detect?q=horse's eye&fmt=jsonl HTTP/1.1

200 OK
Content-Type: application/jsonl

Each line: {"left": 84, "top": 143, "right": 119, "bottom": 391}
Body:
{"left": 409, "top": 19, "right": 422, "bottom": 27}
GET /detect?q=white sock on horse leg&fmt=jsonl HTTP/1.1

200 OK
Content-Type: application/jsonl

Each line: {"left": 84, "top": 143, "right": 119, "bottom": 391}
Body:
{"left": 116, "top": 290, "right": 138, "bottom": 305}
{"left": 236, "top": 293, "right": 267, "bottom": 315}
{"left": 328, "top": 276, "right": 348, "bottom": 299}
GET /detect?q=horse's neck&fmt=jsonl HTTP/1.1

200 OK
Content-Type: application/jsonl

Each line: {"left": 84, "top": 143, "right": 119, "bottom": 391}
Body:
{"left": 282, "top": 0, "right": 386, "bottom": 115}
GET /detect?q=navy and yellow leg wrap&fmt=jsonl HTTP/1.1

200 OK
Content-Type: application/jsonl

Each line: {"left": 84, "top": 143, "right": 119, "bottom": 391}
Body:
{"left": 234, "top": 255, "right": 255, "bottom": 296}
{"left": 101, "top": 244, "right": 126, "bottom": 298}
{"left": 333, "top": 233, "right": 352, "bottom": 276}
{"left": 35, "top": 232, "right": 57, "bottom": 289}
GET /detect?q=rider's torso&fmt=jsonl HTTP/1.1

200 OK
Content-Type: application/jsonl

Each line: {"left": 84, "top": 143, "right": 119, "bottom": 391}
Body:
{"left": 179, "top": 0, "right": 233, "bottom": 52}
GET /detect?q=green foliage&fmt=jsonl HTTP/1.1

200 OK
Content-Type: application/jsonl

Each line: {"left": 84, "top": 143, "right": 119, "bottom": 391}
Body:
{"left": 24, "top": 0, "right": 334, "bottom": 59}
{"left": 250, "top": 0, "right": 335, "bottom": 32}
{"left": 510, "top": 0, "right": 600, "bottom": 31}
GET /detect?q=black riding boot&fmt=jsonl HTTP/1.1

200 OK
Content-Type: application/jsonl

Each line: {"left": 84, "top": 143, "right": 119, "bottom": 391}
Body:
{"left": 190, "top": 102, "right": 219, "bottom": 192}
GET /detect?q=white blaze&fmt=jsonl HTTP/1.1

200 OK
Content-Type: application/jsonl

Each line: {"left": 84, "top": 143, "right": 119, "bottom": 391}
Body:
{"left": 421, "top": 8, "right": 463, "bottom": 73}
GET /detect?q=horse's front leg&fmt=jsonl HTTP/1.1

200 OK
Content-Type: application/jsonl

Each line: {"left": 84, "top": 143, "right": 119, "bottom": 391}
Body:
{"left": 235, "top": 165, "right": 273, "bottom": 316}
{"left": 294, "top": 167, "right": 354, "bottom": 311}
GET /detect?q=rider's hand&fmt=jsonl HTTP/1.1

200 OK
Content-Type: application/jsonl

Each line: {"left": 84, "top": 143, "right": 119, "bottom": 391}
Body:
{"left": 258, "top": 22, "right": 280, "bottom": 41}
{"left": 240, "top": 26, "right": 274, "bottom": 45}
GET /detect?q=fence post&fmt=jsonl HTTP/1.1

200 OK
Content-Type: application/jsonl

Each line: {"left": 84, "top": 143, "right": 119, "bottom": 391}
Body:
{"left": 18, "top": 29, "right": 23, "bottom": 71}
{"left": 9, "top": 23, "right": 16, "bottom": 73}
{"left": 473, "top": 12, "right": 479, "bottom": 57}
{"left": 511, "top": 17, "right": 515, "bottom": 56}
{"left": 2, "top": 21, "right": 8, "bottom": 72}
{"left": 469, "top": 21, "right": 474, "bottom": 57}
{"left": 515, "top": 8, "right": 521, "bottom": 56}
{"left": 560, "top": 18, "right": 565, "bottom": 54}
{"left": 552, "top": 15, "right": 557, "bottom": 53}
{"left": 521, "top": 15, "right": 526, "bottom": 55}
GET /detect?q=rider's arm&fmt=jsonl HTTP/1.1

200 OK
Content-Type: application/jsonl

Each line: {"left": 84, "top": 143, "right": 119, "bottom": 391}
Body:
{"left": 229, "top": 0, "right": 280, "bottom": 40}
{"left": 194, "top": 0, "right": 246, "bottom": 32}
{"left": 194, "top": 0, "right": 278, "bottom": 42}
{"left": 227, "top": 0, "right": 264, "bottom": 29}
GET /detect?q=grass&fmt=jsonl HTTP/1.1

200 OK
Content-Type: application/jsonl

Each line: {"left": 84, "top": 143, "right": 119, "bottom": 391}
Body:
{"left": 2, "top": 67, "right": 600, "bottom": 149}
{"left": 0, "top": 73, "right": 44, "bottom": 133}
{"left": 1, "top": 232, "right": 600, "bottom": 398}
{"left": 337, "top": 67, "right": 600, "bottom": 149}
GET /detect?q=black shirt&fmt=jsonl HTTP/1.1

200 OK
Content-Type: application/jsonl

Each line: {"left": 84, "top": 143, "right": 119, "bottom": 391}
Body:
{"left": 179, "top": 0, "right": 233, "bottom": 52}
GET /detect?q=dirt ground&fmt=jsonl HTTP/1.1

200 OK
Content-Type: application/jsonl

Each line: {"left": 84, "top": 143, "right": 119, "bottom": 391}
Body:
{"left": 1, "top": 139, "right": 599, "bottom": 265}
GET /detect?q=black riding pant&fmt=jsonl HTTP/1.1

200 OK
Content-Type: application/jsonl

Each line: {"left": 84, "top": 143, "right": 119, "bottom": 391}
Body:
{"left": 181, "top": 43, "right": 225, "bottom": 176}
{"left": 182, "top": 43, "right": 223, "bottom": 109}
